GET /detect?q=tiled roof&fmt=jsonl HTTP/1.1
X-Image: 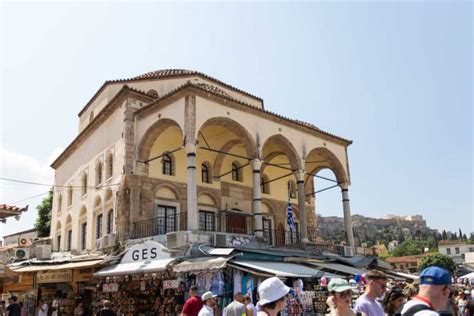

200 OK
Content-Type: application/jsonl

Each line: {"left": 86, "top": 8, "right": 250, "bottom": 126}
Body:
{"left": 130, "top": 69, "right": 262, "bottom": 101}
{"left": 0, "top": 204, "right": 27, "bottom": 212}
{"left": 138, "top": 81, "right": 351, "bottom": 145}
{"left": 78, "top": 69, "right": 263, "bottom": 117}
{"left": 385, "top": 254, "right": 430, "bottom": 263}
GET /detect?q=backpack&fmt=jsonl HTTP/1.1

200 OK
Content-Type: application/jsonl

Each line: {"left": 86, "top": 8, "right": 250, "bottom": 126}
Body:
{"left": 402, "top": 304, "right": 435, "bottom": 316}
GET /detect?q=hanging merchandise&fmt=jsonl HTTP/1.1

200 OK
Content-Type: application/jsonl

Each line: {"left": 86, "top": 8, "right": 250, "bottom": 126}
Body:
{"left": 233, "top": 270, "right": 243, "bottom": 294}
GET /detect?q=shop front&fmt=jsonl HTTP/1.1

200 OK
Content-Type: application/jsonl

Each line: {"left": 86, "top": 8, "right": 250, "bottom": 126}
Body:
{"left": 93, "top": 240, "right": 181, "bottom": 315}
{"left": 8, "top": 259, "right": 103, "bottom": 316}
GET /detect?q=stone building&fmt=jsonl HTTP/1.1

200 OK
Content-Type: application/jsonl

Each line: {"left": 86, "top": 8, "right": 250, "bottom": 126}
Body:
{"left": 49, "top": 69, "right": 354, "bottom": 253}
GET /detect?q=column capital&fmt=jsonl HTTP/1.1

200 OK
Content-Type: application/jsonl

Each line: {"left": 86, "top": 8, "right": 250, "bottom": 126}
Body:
{"left": 295, "top": 169, "right": 305, "bottom": 181}
{"left": 339, "top": 182, "right": 349, "bottom": 190}
{"left": 184, "top": 143, "right": 196, "bottom": 154}
{"left": 251, "top": 158, "right": 262, "bottom": 170}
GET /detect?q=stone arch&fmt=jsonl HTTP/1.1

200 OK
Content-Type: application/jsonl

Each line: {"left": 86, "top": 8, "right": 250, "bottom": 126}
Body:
{"left": 55, "top": 220, "right": 62, "bottom": 231}
{"left": 197, "top": 190, "right": 220, "bottom": 209}
{"left": 79, "top": 204, "right": 87, "bottom": 217}
{"left": 104, "top": 189, "right": 113, "bottom": 202}
{"left": 65, "top": 214, "right": 72, "bottom": 225}
{"left": 198, "top": 117, "right": 257, "bottom": 176}
{"left": 138, "top": 118, "right": 184, "bottom": 162}
{"left": 261, "top": 202, "right": 273, "bottom": 215}
{"left": 261, "top": 134, "right": 302, "bottom": 171}
{"left": 212, "top": 139, "right": 243, "bottom": 177}
{"left": 153, "top": 183, "right": 181, "bottom": 201}
{"left": 93, "top": 195, "right": 102, "bottom": 209}
{"left": 304, "top": 147, "right": 348, "bottom": 192}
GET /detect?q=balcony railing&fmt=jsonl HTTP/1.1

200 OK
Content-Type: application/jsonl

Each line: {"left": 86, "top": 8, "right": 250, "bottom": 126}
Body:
{"left": 132, "top": 212, "right": 336, "bottom": 249}
{"left": 132, "top": 212, "right": 188, "bottom": 239}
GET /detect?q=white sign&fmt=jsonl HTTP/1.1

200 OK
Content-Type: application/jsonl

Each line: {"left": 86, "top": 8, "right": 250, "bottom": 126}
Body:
{"left": 121, "top": 240, "right": 172, "bottom": 264}
{"left": 163, "top": 279, "right": 179, "bottom": 289}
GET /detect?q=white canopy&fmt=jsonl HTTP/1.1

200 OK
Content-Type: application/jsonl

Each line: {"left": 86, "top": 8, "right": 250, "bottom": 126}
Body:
{"left": 459, "top": 272, "right": 474, "bottom": 279}
{"left": 93, "top": 258, "right": 174, "bottom": 277}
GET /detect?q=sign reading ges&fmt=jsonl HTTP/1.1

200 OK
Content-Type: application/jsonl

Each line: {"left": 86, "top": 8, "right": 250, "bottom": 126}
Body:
{"left": 37, "top": 270, "right": 72, "bottom": 283}
{"left": 121, "top": 240, "right": 172, "bottom": 264}
{"left": 131, "top": 247, "right": 160, "bottom": 261}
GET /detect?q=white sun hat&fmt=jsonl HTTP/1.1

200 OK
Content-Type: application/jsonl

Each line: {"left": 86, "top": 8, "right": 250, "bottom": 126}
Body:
{"left": 257, "top": 277, "right": 291, "bottom": 305}
{"left": 201, "top": 291, "right": 217, "bottom": 301}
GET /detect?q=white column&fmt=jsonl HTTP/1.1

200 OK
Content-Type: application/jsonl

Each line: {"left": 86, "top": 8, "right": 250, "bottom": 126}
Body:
{"left": 186, "top": 143, "right": 198, "bottom": 231}
{"left": 252, "top": 159, "right": 263, "bottom": 238}
{"left": 296, "top": 170, "right": 308, "bottom": 243}
{"left": 340, "top": 182, "right": 355, "bottom": 248}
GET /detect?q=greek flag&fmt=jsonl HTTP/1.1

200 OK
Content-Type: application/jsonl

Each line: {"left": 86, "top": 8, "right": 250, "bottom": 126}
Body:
{"left": 287, "top": 201, "right": 296, "bottom": 231}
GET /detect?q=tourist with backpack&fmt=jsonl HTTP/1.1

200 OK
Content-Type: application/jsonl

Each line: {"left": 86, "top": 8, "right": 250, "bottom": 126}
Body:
{"left": 401, "top": 266, "right": 453, "bottom": 316}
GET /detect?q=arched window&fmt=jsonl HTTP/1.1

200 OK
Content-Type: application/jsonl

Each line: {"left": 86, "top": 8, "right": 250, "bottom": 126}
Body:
{"left": 288, "top": 180, "right": 296, "bottom": 199}
{"left": 106, "top": 153, "right": 114, "bottom": 179}
{"left": 162, "top": 154, "right": 174, "bottom": 176}
{"left": 67, "top": 186, "right": 73, "bottom": 206}
{"left": 57, "top": 193, "right": 63, "bottom": 212}
{"left": 81, "top": 173, "right": 88, "bottom": 196}
{"left": 201, "top": 162, "right": 211, "bottom": 183}
{"left": 96, "top": 160, "right": 103, "bottom": 185}
{"left": 107, "top": 209, "right": 114, "bottom": 234}
{"left": 231, "top": 162, "right": 242, "bottom": 182}
{"left": 261, "top": 175, "right": 270, "bottom": 194}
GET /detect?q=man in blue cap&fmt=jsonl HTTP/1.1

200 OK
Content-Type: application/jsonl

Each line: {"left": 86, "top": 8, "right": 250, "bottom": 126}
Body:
{"left": 401, "top": 266, "right": 453, "bottom": 316}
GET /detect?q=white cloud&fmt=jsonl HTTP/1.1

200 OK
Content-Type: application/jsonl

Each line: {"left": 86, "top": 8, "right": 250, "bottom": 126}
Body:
{"left": 0, "top": 147, "right": 62, "bottom": 238}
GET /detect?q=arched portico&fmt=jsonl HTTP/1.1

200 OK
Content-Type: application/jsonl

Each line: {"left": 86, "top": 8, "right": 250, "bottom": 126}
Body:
{"left": 305, "top": 147, "right": 354, "bottom": 248}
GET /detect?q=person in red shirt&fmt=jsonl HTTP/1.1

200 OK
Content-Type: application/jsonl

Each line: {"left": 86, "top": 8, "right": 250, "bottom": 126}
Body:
{"left": 181, "top": 286, "right": 203, "bottom": 316}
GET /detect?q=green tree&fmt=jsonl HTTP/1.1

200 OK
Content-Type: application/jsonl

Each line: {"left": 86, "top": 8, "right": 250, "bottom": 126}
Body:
{"left": 35, "top": 189, "right": 53, "bottom": 237}
{"left": 463, "top": 234, "right": 467, "bottom": 240}
{"left": 470, "top": 233, "right": 474, "bottom": 242}
{"left": 392, "top": 239, "right": 426, "bottom": 256}
{"left": 418, "top": 253, "right": 457, "bottom": 275}
{"left": 459, "top": 228, "right": 463, "bottom": 239}
{"left": 442, "top": 230, "right": 448, "bottom": 240}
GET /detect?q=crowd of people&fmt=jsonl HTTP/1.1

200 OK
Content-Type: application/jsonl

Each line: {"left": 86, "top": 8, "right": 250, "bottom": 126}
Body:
{"left": 1, "top": 266, "right": 474, "bottom": 316}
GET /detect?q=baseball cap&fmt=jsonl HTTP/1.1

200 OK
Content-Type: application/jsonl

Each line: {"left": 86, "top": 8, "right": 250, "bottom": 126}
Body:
{"left": 257, "top": 277, "right": 291, "bottom": 305}
{"left": 328, "top": 278, "right": 353, "bottom": 293}
{"left": 419, "top": 266, "right": 452, "bottom": 285}
{"left": 201, "top": 291, "right": 217, "bottom": 301}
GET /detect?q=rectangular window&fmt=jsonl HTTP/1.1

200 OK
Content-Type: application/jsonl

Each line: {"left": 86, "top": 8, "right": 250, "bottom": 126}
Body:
{"left": 67, "top": 230, "right": 72, "bottom": 251}
{"left": 446, "top": 248, "right": 451, "bottom": 255}
{"left": 81, "top": 222, "right": 87, "bottom": 250}
{"left": 107, "top": 210, "right": 113, "bottom": 234}
{"left": 263, "top": 218, "right": 273, "bottom": 245}
{"left": 455, "top": 247, "right": 460, "bottom": 254}
{"left": 199, "top": 211, "right": 215, "bottom": 231}
{"left": 96, "top": 214, "right": 103, "bottom": 239}
{"left": 156, "top": 205, "right": 177, "bottom": 235}
{"left": 57, "top": 235, "right": 61, "bottom": 251}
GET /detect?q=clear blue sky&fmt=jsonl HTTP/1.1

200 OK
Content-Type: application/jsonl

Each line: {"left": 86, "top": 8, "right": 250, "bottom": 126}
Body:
{"left": 1, "top": 1, "right": 472, "bottom": 238}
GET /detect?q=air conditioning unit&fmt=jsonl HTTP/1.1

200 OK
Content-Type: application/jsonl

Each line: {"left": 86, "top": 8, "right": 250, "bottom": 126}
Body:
{"left": 18, "top": 237, "right": 32, "bottom": 247}
{"left": 215, "top": 233, "right": 227, "bottom": 247}
{"left": 342, "top": 246, "right": 355, "bottom": 257}
{"left": 96, "top": 234, "right": 117, "bottom": 249}
{"left": 166, "top": 231, "right": 187, "bottom": 248}
{"left": 14, "top": 248, "right": 30, "bottom": 260}
{"left": 35, "top": 245, "right": 52, "bottom": 260}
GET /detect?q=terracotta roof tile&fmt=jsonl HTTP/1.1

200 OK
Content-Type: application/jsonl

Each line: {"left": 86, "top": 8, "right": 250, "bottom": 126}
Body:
{"left": 0, "top": 204, "right": 27, "bottom": 212}
{"left": 137, "top": 81, "right": 351, "bottom": 145}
